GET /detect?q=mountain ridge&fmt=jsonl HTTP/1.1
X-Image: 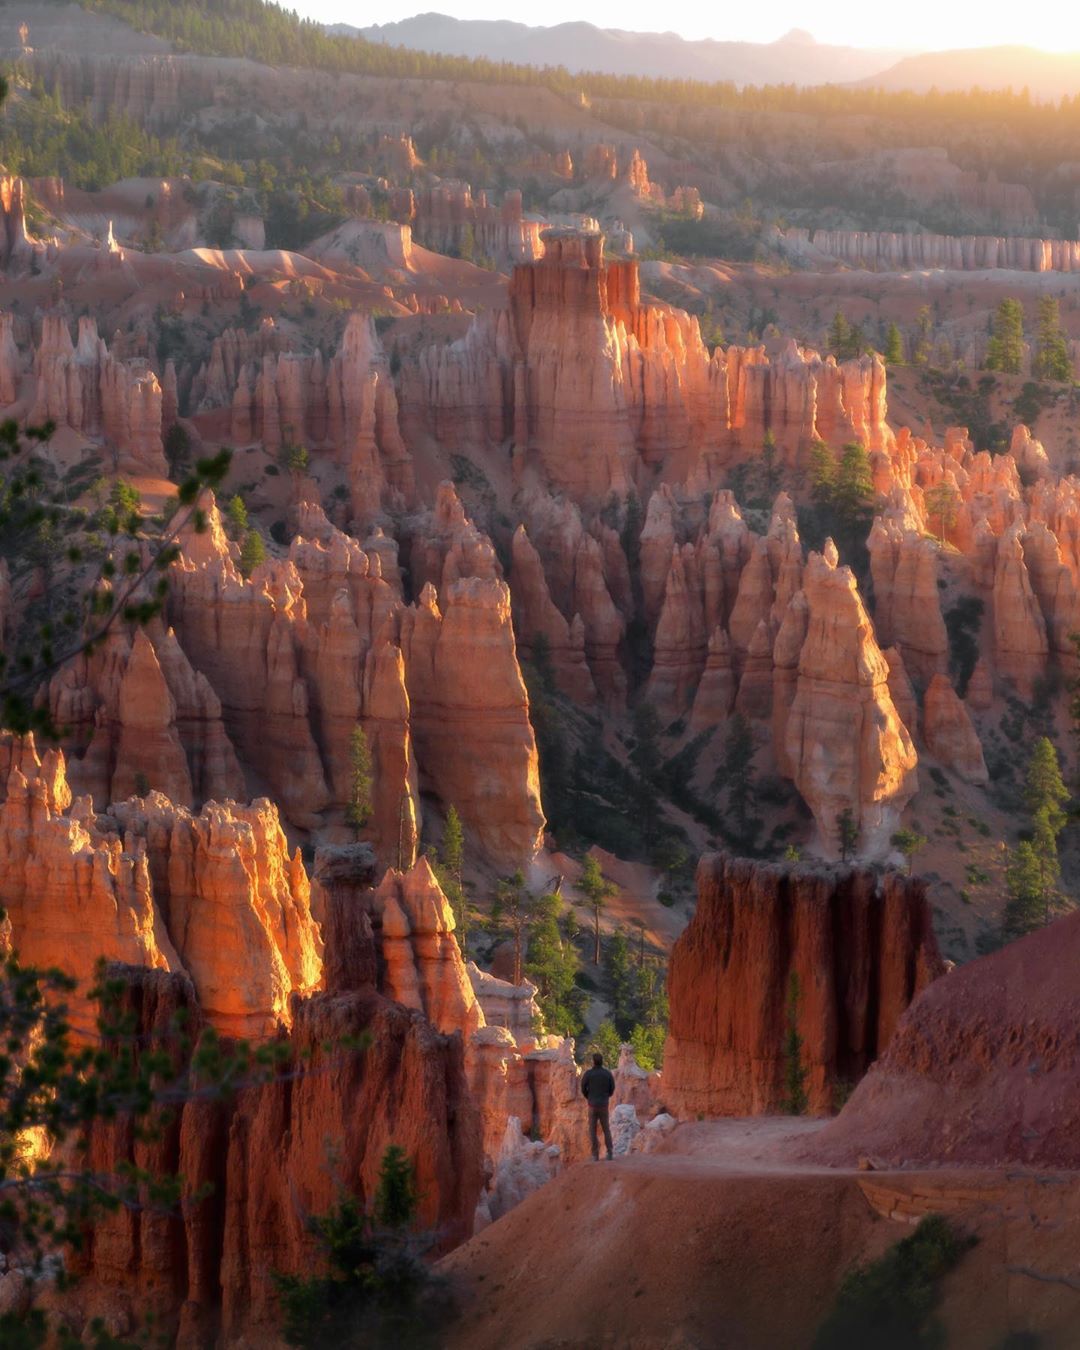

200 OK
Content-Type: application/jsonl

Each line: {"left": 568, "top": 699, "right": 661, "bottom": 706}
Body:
{"left": 335, "top": 13, "right": 910, "bottom": 86}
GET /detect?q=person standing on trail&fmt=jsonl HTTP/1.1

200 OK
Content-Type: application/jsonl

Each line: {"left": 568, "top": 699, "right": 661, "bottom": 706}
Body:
{"left": 581, "top": 1050, "right": 616, "bottom": 1161}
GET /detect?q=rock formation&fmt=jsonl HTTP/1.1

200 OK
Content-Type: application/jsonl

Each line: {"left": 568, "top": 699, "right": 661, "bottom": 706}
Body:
{"left": 397, "top": 578, "right": 545, "bottom": 865}
{"left": 922, "top": 673, "right": 988, "bottom": 783}
{"left": 404, "top": 230, "right": 893, "bottom": 507}
{"left": 165, "top": 497, "right": 541, "bottom": 868}
{"left": 47, "top": 623, "right": 245, "bottom": 810}
{"left": 76, "top": 965, "right": 482, "bottom": 1344}
{"left": 867, "top": 520, "right": 948, "bottom": 684}
{"left": 777, "top": 224, "right": 1080, "bottom": 273}
{"left": 664, "top": 852, "right": 945, "bottom": 1118}
{"left": 9, "top": 313, "right": 169, "bottom": 473}
{"left": 0, "top": 739, "right": 320, "bottom": 1038}
{"left": 783, "top": 548, "right": 918, "bottom": 858}
{"left": 409, "top": 181, "right": 545, "bottom": 264}
{"left": 992, "top": 524, "right": 1049, "bottom": 698}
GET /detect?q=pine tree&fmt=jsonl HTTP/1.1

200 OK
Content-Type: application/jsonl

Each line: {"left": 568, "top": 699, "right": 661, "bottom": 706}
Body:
{"left": 592, "top": 1019, "right": 621, "bottom": 1068}
{"left": 1033, "top": 296, "right": 1072, "bottom": 382}
{"left": 985, "top": 298, "right": 1024, "bottom": 375}
{"left": 828, "top": 310, "right": 853, "bottom": 359}
{"left": 282, "top": 441, "right": 310, "bottom": 475}
{"left": 808, "top": 439, "right": 836, "bottom": 516}
{"left": 577, "top": 855, "right": 617, "bottom": 965}
{"left": 345, "top": 724, "right": 373, "bottom": 834}
{"left": 164, "top": 422, "right": 191, "bottom": 472}
{"left": 442, "top": 804, "right": 464, "bottom": 885}
{"left": 239, "top": 527, "right": 267, "bottom": 576}
{"left": 721, "top": 713, "right": 756, "bottom": 847}
{"left": 830, "top": 441, "right": 876, "bottom": 565}
{"left": 604, "top": 929, "right": 635, "bottom": 1035}
{"left": 226, "top": 493, "right": 249, "bottom": 536}
{"left": 924, "top": 482, "right": 959, "bottom": 544}
{"left": 438, "top": 805, "right": 468, "bottom": 953}
{"left": 838, "top": 807, "right": 859, "bottom": 862}
{"left": 1002, "top": 738, "right": 1071, "bottom": 940}
{"left": 525, "top": 892, "right": 583, "bottom": 1037}
{"left": 884, "top": 322, "right": 904, "bottom": 365}
{"left": 890, "top": 828, "right": 927, "bottom": 875}
{"left": 496, "top": 870, "right": 535, "bottom": 985}
{"left": 1003, "top": 840, "right": 1046, "bottom": 938}
{"left": 1025, "top": 736, "right": 1069, "bottom": 838}
{"left": 374, "top": 1144, "right": 418, "bottom": 1229}
{"left": 833, "top": 442, "right": 875, "bottom": 532}
{"left": 912, "top": 306, "right": 934, "bottom": 366}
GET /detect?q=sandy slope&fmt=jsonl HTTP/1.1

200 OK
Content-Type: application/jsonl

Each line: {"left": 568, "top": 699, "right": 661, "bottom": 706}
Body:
{"left": 440, "top": 1118, "right": 1080, "bottom": 1349}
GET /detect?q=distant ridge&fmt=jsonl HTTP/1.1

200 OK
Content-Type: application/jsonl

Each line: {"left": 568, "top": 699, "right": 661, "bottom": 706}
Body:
{"left": 333, "top": 13, "right": 909, "bottom": 87}
{"left": 861, "top": 44, "right": 1080, "bottom": 99}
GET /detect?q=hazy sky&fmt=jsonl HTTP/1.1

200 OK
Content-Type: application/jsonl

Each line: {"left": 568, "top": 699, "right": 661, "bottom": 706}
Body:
{"left": 292, "top": 0, "right": 1080, "bottom": 52}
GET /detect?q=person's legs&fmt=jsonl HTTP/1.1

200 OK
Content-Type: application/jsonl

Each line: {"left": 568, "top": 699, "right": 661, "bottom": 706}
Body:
{"left": 589, "top": 1106, "right": 600, "bottom": 1160}
{"left": 600, "top": 1106, "right": 613, "bottom": 1159}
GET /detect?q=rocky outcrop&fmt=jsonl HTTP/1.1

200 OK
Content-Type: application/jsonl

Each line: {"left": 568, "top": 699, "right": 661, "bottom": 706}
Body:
{"left": 75, "top": 966, "right": 483, "bottom": 1345}
{"left": 663, "top": 852, "right": 945, "bottom": 1118}
{"left": 398, "top": 579, "right": 545, "bottom": 866}
{"left": 783, "top": 548, "right": 918, "bottom": 859}
{"left": 371, "top": 859, "right": 484, "bottom": 1040}
{"left": 992, "top": 524, "right": 1049, "bottom": 699}
{"left": 14, "top": 313, "right": 167, "bottom": 473}
{"left": 167, "top": 498, "right": 541, "bottom": 867}
{"left": 410, "top": 181, "right": 545, "bottom": 264}
{"left": 922, "top": 673, "right": 988, "bottom": 783}
{"left": 777, "top": 224, "right": 1080, "bottom": 273}
{"left": 0, "top": 176, "right": 36, "bottom": 273}
{"left": 47, "top": 623, "right": 245, "bottom": 810}
{"left": 467, "top": 961, "right": 542, "bottom": 1042}
{"left": 196, "top": 314, "right": 413, "bottom": 523}
{"left": 645, "top": 544, "right": 708, "bottom": 722}
{"left": 0, "top": 741, "right": 320, "bottom": 1038}
{"left": 509, "top": 525, "right": 596, "bottom": 703}
{"left": 867, "top": 520, "right": 948, "bottom": 685}
{"left": 404, "top": 230, "right": 892, "bottom": 507}
{"left": 688, "top": 626, "right": 736, "bottom": 733}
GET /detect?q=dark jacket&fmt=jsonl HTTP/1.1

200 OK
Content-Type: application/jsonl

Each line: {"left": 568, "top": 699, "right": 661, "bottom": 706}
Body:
{"left": 581, "top": 1066, "right": 615, "bottom": 1106}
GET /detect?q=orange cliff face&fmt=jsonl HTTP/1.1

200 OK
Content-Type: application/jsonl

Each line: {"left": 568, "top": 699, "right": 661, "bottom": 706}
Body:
{"left": 0, "top": 735, "right": 319, "bottom": 1039}
{"left": 0, "top": 760, "right": 572, "bottom": 1339}
{"left": 151, "top": 494, "right": 543, "bottom": 870}
{"left": 663, "top": 852, "right": 945, "bottom": 1119}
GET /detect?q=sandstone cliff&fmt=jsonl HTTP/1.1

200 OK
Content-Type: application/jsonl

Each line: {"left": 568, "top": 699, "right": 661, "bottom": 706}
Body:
{"left": 0, "top": 738, "right": 320, "bottom": 1038}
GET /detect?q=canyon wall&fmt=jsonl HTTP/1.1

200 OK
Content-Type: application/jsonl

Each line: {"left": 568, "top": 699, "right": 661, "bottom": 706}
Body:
{"left": 776, "top": 225, "right": 1080, "bottom": 273}
{"left": 402, "top": 228, "right": 894, "bottom": 505}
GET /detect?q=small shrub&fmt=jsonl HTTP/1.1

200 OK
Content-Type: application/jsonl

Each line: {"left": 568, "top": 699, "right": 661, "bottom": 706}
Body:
{"left": 813, "top": 1214, "right": 976, "bottom": 1350}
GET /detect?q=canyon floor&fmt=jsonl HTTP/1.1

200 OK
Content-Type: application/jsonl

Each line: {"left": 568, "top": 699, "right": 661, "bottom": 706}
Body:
{"left": 443, "top": 1118, "right": 1080, "bottom": 1349}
